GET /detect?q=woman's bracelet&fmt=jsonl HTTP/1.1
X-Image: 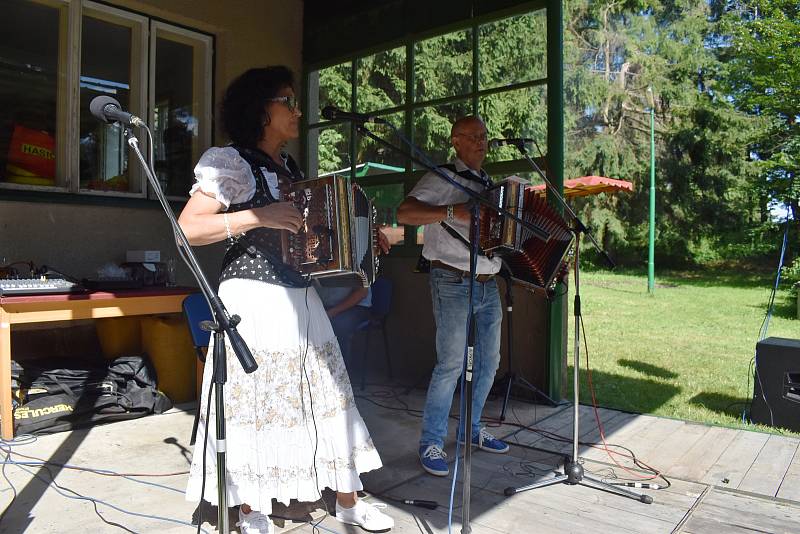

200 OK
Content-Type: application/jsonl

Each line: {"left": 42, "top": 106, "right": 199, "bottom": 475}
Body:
{"left": 446, "top": 204, "right": 455, "bottom": 222}
{"left": 223, "top": 212, "right": 234, "bottom": 241}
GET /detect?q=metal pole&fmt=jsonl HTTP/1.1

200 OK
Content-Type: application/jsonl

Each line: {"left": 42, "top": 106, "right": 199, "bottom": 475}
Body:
{"left": 546, "top": 0, "right": 565, "bottom": 401}
{"left": 648, "top": 104, "right": 656, "bottom": 293}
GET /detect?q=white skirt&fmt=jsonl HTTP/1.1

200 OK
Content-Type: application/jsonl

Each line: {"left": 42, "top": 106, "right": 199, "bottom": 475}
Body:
{"left": 185, "top": 279, "right": 382, "bottom": 514}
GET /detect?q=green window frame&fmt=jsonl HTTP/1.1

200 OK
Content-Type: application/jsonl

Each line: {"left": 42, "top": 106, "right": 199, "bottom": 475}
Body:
{"left": 303, "top": 2, "right": 551, "bottom": 254}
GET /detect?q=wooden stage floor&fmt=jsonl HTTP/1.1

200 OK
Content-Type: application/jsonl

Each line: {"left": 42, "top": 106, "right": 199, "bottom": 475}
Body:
{"left": 1, "top": 385, "right": 799, "bottom": 533}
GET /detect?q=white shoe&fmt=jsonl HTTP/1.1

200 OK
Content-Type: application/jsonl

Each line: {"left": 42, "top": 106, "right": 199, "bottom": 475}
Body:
{"left": 335, "top": 499, "right": 394, "bottom": 532}
{"left": 236, "top": 507, "right": 274, "bottom": 534}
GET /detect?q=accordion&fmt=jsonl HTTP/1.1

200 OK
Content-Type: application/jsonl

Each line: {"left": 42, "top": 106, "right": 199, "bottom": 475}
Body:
{"left": 480, "top": 177, "right": 575, "bottom": 293}
{"left": 281, "top": 175, "right": 379, "bottom": 287}
{"left": 479, "top": 175, "right": 527, "bottom": 255}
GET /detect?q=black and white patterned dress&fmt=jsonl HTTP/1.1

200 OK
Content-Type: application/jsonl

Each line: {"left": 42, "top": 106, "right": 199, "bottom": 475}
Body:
{"left": 184, "top": 146, "right": 382, "bottom": 514}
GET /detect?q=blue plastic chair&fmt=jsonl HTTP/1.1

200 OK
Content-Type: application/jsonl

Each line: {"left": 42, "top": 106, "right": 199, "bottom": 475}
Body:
{"left": 354, "top": 276, "right": 393, "bottom": 390}
{"left": 182, "top": 292, "right": 212, "bottom": 445}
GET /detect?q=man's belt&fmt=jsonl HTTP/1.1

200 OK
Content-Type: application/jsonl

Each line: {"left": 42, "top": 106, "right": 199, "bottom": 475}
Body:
{"left": 430, "top": 260, "right": 496, "bottom": 283}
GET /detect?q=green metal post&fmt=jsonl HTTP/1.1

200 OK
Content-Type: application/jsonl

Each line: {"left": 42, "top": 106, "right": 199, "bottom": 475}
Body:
{"left": 546, "top": 0, "right": 565, "bottom": 402}
{"left": 648, "top": 106, "right": 655, "bottom": 293}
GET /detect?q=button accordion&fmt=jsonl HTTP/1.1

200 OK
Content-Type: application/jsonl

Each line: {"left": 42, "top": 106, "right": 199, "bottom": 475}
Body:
{"left": 281, "top": 175, "right": 379, "bottom": 287}
{"left": 479, "top": 176, "right": 575, "bottom": 293}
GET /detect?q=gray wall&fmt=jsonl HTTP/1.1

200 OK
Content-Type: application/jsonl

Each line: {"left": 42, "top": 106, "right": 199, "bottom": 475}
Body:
{"left": 0, "top": 200, "right": 223, "bottom": 284}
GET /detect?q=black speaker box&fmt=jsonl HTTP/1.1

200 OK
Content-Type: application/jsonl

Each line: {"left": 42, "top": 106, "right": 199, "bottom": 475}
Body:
{"left": 751, "top": 337, "right": 800, "bottom": 432}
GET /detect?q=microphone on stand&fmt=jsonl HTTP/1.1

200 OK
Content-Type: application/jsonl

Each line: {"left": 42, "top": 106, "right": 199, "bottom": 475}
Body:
{"left": 489, "top": 137, "right": 535, "bottom": 149}
{"left": 321, "top": 105, "right": 384, "bottom": 124}
{"left": 89, "top": 95, "right": 145, "bottom": 127}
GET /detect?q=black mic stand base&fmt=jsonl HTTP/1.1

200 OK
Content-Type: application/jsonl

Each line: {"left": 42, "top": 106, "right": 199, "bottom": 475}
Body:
{"left": 503, "top": 459, "right": 653, "bottom": 504}
{"left": 496, "top": 371, "right": 558, "bottom": 421}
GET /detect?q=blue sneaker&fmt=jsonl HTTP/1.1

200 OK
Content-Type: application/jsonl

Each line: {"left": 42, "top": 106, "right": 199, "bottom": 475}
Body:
{"left": 419, "top": 445, "right": 449, "bottom": 476}
{"left": 472, "top": 428, "right": 510, "bottom": 454}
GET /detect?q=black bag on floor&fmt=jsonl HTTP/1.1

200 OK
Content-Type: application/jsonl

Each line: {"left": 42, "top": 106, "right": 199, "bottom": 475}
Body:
{"left": 12, "top": 355, "right": 172, "bottom": 435}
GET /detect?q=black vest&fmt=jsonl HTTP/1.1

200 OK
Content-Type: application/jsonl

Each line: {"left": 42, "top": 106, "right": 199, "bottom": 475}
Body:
{"left": 219, "top": 146, "right": 310, "bottom": 288}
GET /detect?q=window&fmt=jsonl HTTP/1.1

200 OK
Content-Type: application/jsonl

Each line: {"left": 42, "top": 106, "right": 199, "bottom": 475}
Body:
{"left": 0, "top": 0, "right": 213, "bottom": 200}
{"left": 150, "top": 21, "right": 212, "bottom": 199}
{"left": 0, "top": 0, "right": 65, "bottom": 190}
{"left": 79, "top": 4, "right": 146, "bottom": 194}
{"left": 305, "top": 7, "right": 549, "bottom": 250}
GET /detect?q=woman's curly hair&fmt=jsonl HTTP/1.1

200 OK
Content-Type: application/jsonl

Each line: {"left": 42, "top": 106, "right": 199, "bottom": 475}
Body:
{"left": 220, "top": 66, "right": 295, "bottom": 148}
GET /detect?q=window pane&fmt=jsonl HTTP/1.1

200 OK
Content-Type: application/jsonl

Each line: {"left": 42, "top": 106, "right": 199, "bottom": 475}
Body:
{"left": 79, "top": 16, "right": 134, "bottom": 192}
{"left": 479, "top": 10, "right": 547, "bottom": 90}
{"left": 362, "top": 183, "right": 405, "bottom": 246}
{"left": 480, "top": 85, "right": 547, "bottom": 164}
{"left": 356, "top": 111, "right": 406, "bottom": 172}
{"left": 310, "top": 123, "right": 352, "bottom": 176}
{"left": 311, "top": 62, "right": 352, "bottom": 124}
{"left": 153, "top": 36, "right": 199, "bottom": 198}
{"left": 0, "top": 0, "right": 60, "bottom": 187}
{"left": 412, "top": 100, "right": 472, "bottom": 169}
{"left": 414, "top": 29, "right": 472, "bottom": 103}
{"left": 356, "top": 46, "right": 405, "bottom": 113}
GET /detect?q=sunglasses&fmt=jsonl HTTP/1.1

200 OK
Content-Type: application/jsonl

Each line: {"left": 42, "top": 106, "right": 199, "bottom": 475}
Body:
{"left": 268, "top": 95, "right": 299, "bottom": 112}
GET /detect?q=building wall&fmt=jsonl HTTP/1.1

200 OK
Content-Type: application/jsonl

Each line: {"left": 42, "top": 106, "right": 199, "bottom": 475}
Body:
{"left": 0, "top": 0, "right": 303, "bottom": 284}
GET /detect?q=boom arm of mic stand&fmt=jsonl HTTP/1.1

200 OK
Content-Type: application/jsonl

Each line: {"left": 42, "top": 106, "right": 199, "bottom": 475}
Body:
{"left": 514, "top": 145, "right": 615, "bottom": 269}
{"left": 125, "top": 128, "right": 258, "bottom": 373}
{"left": 355, "top": 124, "right": 551, "bottom": 243}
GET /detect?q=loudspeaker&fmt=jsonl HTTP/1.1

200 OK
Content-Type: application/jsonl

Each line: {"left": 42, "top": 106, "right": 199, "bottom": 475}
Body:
{"left": 751, "top": 337, "right": 800, "bottom": 432}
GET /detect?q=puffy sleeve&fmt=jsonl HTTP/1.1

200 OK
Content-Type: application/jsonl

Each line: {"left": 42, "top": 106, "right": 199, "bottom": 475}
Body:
{"left": 189, "top": 147, "right": 256, "bottom": 209}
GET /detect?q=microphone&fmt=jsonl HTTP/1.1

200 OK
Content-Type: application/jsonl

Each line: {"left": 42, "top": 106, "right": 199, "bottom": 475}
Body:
{"left": 89, "top": 95, "right": 145, "bottom": 127}
{"left": 321, "top": 105, "right": 383, "bottom": 124}
{"left": 489, "top": 137, "right": 534, "bottom": 149}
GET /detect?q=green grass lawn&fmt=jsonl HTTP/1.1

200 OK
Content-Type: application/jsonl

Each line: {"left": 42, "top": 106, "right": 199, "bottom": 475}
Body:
{"left": 569, "top": 268, "right": 799, "bottom": 434}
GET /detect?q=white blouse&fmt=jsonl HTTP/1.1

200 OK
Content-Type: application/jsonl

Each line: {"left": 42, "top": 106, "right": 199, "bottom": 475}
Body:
{"left": 189, "top": 146, "right": 257, "bottom": 209}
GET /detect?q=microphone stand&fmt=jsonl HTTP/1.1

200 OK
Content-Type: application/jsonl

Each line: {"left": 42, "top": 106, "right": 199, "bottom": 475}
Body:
{"left": 501, "top": 141, "right": 652, "bottom": 505}
{"left": 353, "top": 122, "right": 549, "bottom": 533}
{"left": 124, "top": 125, "right": 258, "bottom": 534}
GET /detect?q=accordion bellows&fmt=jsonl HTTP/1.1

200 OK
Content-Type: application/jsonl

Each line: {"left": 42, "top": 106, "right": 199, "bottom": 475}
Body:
{"left": 480, "top": 177, "right": 575, "bottom": 293}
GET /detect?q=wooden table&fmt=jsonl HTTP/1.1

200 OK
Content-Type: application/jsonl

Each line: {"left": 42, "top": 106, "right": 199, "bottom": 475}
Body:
{"left": 0, "top": 287, "right": 196, "bottom": 439}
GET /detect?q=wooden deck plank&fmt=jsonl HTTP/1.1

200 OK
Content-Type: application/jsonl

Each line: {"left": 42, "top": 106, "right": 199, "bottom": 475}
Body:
{"left": 679, "top": 488, "right": 800, "bottom": 534}
{"left": 575, "top": 408, "right": 638, "bottom": 443}
{"left": 777, "top": 445, "right": 800, "bottom": 501}
{"left": 738, "top": 434, "right": 800, "bottom": 497}
{"left": 579, "top": 412, "right": 660, "bottom": 462}
{"left": 634, "top": 420, "right": 711, "bottom": 476}
{"left": 668, "top": 425, "right": 740, "bottom": 482}
{"left": 619, "top": 417, "right": 686, "bottom": 462}
{"left": 701, "top": 430, "right": 770, "bottom": 488}
{"left": 504, "top": 405, "right": 574, "bottom": 448}
{"left": 519, "top": 404, "right": 601, "bottom": 452}
{"left": 470, "top": 450, "right": 696, "bottom": 526}
{"left": 548, "top": 406, "right": 632, "bottom": 455}
{"left": 364, "top": 463, "right": 660, "bottom": 534}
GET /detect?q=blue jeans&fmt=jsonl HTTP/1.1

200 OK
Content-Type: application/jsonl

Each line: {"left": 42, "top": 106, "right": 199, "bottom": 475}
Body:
{"left": 419, "top": 267, "right": 502, "bottom": 448}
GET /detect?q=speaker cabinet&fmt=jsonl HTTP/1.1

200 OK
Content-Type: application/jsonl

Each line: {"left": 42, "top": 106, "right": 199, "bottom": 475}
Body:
{"left": 751, "top": 337, "right": 800, "bottom": 431}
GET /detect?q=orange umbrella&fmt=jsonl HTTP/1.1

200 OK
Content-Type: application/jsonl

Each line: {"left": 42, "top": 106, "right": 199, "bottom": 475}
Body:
{"left": 527, "top": 175, "right": 633, "bottom": 198}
